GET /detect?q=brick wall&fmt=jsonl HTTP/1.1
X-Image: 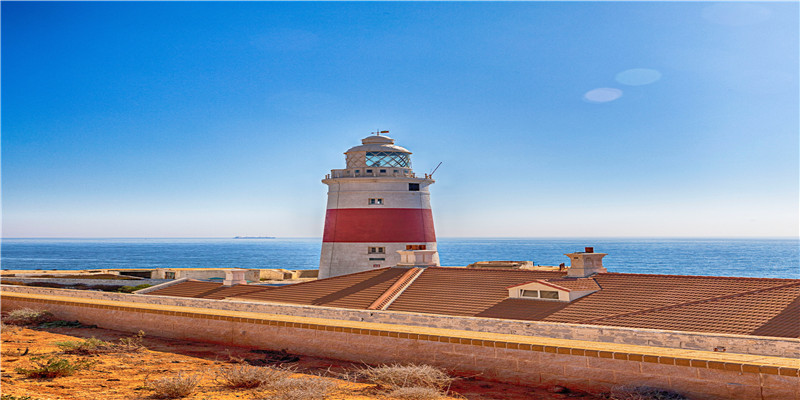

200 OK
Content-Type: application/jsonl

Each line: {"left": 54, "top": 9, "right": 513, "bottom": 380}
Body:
{"left": 2, "top": 291, "right": 798, "bottom": 400}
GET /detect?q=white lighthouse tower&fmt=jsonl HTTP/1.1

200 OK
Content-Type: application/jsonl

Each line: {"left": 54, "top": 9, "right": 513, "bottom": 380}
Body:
{"left": 319, "top": 132, "right": 439, "bottom": 279}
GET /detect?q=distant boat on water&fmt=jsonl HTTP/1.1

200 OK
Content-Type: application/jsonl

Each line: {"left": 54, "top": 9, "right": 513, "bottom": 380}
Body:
{"left": 233, "top": 236, "right": 276, "bottom": 239}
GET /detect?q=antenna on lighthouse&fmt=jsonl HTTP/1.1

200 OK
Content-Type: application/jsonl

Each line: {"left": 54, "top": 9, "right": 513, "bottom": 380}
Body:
{"left": 430, "top": 162, "right": 442, "bottom": 176}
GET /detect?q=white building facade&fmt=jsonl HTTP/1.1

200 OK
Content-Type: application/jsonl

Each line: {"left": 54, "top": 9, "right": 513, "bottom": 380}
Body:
{"left": 319, "top": 133, "right": 439, "bottom": 278}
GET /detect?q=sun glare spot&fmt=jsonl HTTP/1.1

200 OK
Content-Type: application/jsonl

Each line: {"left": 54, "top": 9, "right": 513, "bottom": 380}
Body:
{"left": 615, "top": 69, "right": 662, "bottom": 86}
{"left": 584, "top": 88, "right": 622, "bottom": 103}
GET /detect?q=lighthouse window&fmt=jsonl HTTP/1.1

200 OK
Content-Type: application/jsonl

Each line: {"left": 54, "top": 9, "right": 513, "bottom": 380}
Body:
{"left": 368, "top": 198, "right": 384, "bottom": 205}
{"left": 366, "top": 151, "right": 411, "bottom": 168}
{"left": 369, "top": 247, "right": 385, "bottom": 254}
{"left": 380, "top": 169, "right": 386, "bottom": 174}
{"left": 408, "top": 183, "right": 420, "bottom": 191}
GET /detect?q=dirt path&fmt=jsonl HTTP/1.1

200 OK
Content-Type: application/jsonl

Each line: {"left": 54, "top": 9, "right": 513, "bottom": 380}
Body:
{"left": 1, "top": 325, "right": 600, "bottom": 400}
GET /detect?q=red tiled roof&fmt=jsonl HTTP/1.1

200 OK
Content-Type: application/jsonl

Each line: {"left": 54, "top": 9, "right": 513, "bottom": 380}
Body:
{"left": 230, "top": 267, "right": 412, "bottom": 310}
{"left": 142, "top": 267, "right": 800, "bottom": 338}
{"left": 387, "top": 268, "right": 567, "bottom": 317}
{"left": 386, "top": 268, "right": 800, "bottom": 338}
{"left": 144, "top": 280, "right": 269, "bottom": 300}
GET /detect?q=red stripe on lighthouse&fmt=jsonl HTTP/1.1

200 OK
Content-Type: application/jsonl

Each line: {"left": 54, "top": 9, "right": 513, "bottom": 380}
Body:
{"left": 323, "top": 208, "right": 436, "bottom": 243}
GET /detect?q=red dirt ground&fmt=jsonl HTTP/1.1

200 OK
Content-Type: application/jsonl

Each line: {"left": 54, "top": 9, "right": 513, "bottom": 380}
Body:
{"left": 1, "top": 325, "right": 602, "bottom": 400}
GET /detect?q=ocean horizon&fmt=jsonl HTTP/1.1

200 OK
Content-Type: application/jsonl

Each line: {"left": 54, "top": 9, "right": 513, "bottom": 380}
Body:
{"left": 2, "top": 237, "right": 798, "bottom": 279}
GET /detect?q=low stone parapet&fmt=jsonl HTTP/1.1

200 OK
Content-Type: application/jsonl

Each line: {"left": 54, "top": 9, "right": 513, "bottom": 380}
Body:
{"left": 2, "top": 291, "right": 797, "bottom": 400}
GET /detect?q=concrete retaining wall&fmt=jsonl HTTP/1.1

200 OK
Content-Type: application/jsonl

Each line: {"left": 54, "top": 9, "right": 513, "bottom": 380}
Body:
{"left": 0, "top": 278, "right": 167, "bottom": 287}
{"left": 2, "top": 285, "right": 797, "bottom": 359}
{"left": 2, "top": 292, "right": 798, "bottom": 400}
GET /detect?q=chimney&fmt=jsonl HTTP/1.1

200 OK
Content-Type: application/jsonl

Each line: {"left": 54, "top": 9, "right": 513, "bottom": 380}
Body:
{"left": 396, "top": 249, "right": 439, "bottom": 267}
{"left": 565, "top": 247, "right": 607, "bottom": 278}
{"left": 223, "top": 269, "right": 247, "bottom": 286}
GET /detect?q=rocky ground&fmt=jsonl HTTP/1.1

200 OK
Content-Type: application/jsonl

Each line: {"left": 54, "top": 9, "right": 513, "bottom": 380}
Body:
{"left": 1, "top": 324, "right": 602, "bottom": 400}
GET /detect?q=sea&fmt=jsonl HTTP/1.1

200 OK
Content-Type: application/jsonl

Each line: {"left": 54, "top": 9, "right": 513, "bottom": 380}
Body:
{"left": 1, "top": 238, "right": 798, "bottom": 279}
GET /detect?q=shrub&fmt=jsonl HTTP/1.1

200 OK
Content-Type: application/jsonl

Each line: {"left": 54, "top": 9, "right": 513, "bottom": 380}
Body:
{"left": 2, "top": 395, "right": 37, "bottom": 400}
{"left": 216, "top": 364, "right": 292, "bottom": 388}
{"left": 608, "top": 385, "right": 688, "bottom": 400}
{"left": 261, "top": 376, "right": 336, "bottom": 400}
{"left": 38, "top": 320, "right": 87, "bottom": 329}
{"left": 358, "top": 364, "right": 453, "bottom": 391}
{"left": 14, "top": 355, "right": 94, "bottom": 379}
{"left": 149, "top": 372, "right": 200, "bottom": 399}
{"left": 388, "top": 386, "right": 445, "bottom": 400}
{"left": 55, "top": 337, "right": 112, "bottom": 355}
{"left": 56, "top": 331, "right": 146, "bottom": 354}
{"left": 3, "top": 309, "right": 56, "bottom": 326}
{"left": 117, "top": 330, "right": 147, "bottom": 351}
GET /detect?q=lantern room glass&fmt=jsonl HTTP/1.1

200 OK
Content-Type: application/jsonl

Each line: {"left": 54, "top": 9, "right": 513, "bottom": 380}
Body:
{"left": 365, "top": 152, "right": 411, "bottom": 168}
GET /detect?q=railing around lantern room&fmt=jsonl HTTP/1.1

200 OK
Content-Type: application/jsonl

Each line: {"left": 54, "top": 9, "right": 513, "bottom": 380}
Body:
{"left": 326, "top": 169, "right": 418, "bottom": 179}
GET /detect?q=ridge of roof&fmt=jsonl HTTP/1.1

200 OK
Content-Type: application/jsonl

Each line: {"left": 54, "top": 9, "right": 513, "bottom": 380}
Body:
{"left": 367, "top": 267, "right": 423, "bottom": 310}
{"left": 429, "top": 267, "right": 798, "bottom": 282}
{"left": 429, "top": 266, "right": 567, "bottom": 274}
{"left": 576, "top": 281, "right": 800, "bottom": 325}
{"left": 269, "top": 267, "right": 393, "bottom": 289}
{"left": 597, "top": 272, "right": 800, "bottom": 282}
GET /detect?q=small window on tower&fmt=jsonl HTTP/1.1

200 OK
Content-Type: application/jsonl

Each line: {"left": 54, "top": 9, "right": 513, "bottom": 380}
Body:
{"left": 368, "top": 198, "right": 384, "bottom": 205}
{"left": 380, "top": 169, "right": 386, "bottom": 173}
{"left": 366, "top": 169, "right": 373, "bottom": 174}
{"left": 408, "top": 183, "right": 420, "bottom": 191}
{"left": 369, "top": 247, "right": 385, "bottom": 254}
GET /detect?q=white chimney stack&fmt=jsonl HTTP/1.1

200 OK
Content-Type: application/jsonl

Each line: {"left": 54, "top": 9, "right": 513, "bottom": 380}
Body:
{"left": 223, "top": 269, "right": 247, "bottom": 286}
{"left": 565, "top": 247, "right": 607, "bottom": 278}
{"left": 396, "top": 249, "right": 439, "bottom": 267}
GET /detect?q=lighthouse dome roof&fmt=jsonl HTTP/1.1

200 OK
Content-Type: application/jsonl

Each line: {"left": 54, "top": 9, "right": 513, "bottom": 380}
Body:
{"left": 345, "top": 134, "right": 411, "bottom": 154}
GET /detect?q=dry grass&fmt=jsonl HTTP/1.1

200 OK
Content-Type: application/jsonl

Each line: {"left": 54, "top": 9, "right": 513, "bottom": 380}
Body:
{"left": 1, "top": 321, "right": 23, "bottom": 335}
{"left": 56, "top": 331, "right": 146, "bottom": 354}
{"left": 607, "top": 386, "right": 688, "bottom": 400}
{"left": 260, "top": 376, "right": 337, "bottom": 400}
{"left": 357, "top": 364, "right": 454, "bottom": 391}
{"left": 215, "top": 364, "right": 292, "bottom": 388}
{"left": 2, "top": 309, "right": 56, "bottom": 326}
{"left": 149, "top": 372, "right": 201, "bottom": 399}
{"left": 388, "top": 386, "right": 446, "bottom": 399}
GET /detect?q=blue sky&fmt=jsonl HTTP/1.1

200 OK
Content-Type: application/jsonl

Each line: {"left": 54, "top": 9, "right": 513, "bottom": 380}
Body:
{"left": 2, "top": 2, "right": 797, "bottom": 238}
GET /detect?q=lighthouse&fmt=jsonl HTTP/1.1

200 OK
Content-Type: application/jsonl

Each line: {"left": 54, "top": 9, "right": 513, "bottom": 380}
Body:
{"left": 319, "top": 132, "right": 439, "bottom": 278}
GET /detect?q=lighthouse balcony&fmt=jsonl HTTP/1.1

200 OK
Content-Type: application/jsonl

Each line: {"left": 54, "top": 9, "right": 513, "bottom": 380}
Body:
{"left": 326, "top": 168, "right": 417, "bottom": 179}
